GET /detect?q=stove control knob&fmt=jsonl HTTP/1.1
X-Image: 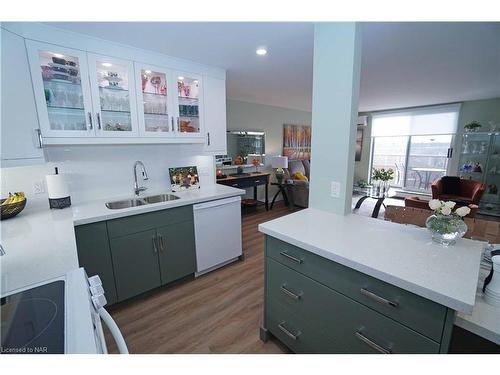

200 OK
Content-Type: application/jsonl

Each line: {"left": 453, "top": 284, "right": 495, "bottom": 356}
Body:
{"left": 88, "top": 275, "right": 102, "bottom": 287}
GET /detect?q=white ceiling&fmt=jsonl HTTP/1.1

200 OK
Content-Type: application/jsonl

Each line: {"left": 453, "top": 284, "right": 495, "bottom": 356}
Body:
{"left": 46, "top": 22, "right": 500, "bottom": 112}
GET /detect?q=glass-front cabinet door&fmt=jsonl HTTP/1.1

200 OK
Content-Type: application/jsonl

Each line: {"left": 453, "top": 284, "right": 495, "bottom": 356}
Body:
{"left": 174, "top": 72, "right": 203, "bottom": 136}
{"left": 26, "top": 41, "right": 94, "bottom": 137}
{"left": 135, "top": 64, "right": 172, "bottom": 136}
{"left": 87, "top": 54, "right": 138, "bottom": 137}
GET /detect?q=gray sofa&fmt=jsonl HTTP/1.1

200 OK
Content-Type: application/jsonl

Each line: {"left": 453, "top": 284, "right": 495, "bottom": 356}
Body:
{"left": 284, "top": 159, "right": 310, "bottom": 208}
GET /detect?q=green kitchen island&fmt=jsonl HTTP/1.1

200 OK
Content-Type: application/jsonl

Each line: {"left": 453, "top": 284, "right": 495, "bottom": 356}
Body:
{"left": 258, "top": 208, "right": 483, "bottom": 354}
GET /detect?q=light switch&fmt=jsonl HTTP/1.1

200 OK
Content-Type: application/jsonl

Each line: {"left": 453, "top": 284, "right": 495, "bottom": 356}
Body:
{"left": 330, "top": 181, "right": 341, "bottom": 198}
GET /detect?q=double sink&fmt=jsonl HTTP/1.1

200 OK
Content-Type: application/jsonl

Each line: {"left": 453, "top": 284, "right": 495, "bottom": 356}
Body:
{"left": 105, "top": 193, "right": 180, "bottom": 210}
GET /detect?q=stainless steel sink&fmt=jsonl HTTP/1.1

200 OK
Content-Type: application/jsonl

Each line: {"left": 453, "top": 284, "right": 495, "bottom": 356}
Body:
{"left": 143, "top": 194, "right": 180, "bottom": 204}
{"left": 105, "top": 194, "right": 180, "bottom": 209}
{"left": 105, "top": 199, "right": 148, "bottom": 210}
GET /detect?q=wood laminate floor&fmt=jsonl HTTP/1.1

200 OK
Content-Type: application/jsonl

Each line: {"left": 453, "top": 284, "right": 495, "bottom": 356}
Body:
{"left": 105, "top": 202, "right": 299, "bottom": 354}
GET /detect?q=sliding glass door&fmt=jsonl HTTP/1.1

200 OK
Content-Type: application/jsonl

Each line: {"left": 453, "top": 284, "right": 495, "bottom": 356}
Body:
{"left": 371, "top": 136, "right": 408, "bottom": 187}
{"left": 405, "top": 135, "right": 453, "bottom": 192}
{"left": 369, "top": 104, "right": 459, "bottom": 193}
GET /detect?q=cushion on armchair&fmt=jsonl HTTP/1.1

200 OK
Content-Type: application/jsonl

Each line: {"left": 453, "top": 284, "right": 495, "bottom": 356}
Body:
{"left": 292, "top": 171, "right": 309, "bottom": 181}
{"left": 440, "top": 176, "right": 461, "bottom": 195}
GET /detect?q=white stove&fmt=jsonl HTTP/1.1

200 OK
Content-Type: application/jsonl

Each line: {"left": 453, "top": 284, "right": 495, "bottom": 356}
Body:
{"left": 1, "top": 268, "right": 127, "bottom": 354}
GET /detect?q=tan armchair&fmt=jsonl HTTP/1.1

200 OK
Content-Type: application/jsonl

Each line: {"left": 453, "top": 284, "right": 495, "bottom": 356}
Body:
{"left": 431, "top": 177, "right": 486, "bottom": 205}
{"left": 284, "top": 160, "right": 310, "bottom": 208}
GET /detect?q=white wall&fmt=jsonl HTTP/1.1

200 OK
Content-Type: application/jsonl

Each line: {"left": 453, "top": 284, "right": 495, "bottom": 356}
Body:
{"left": 1, "top": 144, "right": 215, "bottom": 207}
{"left": 226, "top": 99, "right": 312, "bottom": 201}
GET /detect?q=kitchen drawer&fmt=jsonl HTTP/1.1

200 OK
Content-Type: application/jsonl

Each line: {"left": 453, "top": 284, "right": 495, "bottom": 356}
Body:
{"left": 266, "top": 258, "right": 440, "bottom": 353}
{"left": 266, "top": 236, "right": 447, "bottom": 342}
{"left": 107, "top": 205, "right": 193, "bottom": 238}
{"left": 267, "top": 299, "right": 341, "bottom": 353}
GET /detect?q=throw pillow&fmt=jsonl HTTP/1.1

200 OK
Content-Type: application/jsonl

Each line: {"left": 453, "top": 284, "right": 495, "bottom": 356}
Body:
{"left": 441, "top": 176, "right": 461, "bottom": 195}
{"left": 292, "top": 172, "right": 309, "bottom": 181}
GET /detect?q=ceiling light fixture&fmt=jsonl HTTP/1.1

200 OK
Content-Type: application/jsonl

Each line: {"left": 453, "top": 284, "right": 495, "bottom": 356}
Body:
{"left": 256, "top": 48, "right": 267, "bottom": 56}
{"left": 102, "top": 62, "right": 112, "bottom": 67}
{"left": 53, "top": 53, "right": 64, "bottom": 58}
{"left": 178, "top": 76, "right": 184, "bottom": 81}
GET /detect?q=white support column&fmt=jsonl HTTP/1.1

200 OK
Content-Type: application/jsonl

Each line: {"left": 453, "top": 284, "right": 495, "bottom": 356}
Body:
{"left": 309, "top": 22, "right": 362, "bottom": 215}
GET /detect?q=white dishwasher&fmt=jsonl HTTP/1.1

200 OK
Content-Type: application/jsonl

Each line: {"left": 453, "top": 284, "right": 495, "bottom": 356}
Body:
{"left": 193, "top": 196, "right": 242, "bottom": 275}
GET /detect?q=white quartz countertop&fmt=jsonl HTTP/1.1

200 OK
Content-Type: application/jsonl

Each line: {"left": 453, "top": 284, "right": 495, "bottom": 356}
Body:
{"left": 455, "top": 260, "right": 500, "bottom": 344}
{"left": 1, "top": 184, "right": 244, "bottom": 294}
{"left": 1, "top": 205, "right": 79, "bottom": 295}
{"left": 73, "top": 184, "right": 245, "bottom": 225}
{"left": 258, "top": 208, "right": 483, "bottom": 314}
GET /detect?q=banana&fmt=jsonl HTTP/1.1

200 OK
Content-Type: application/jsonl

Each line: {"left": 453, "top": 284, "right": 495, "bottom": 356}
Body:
{"left": 1, "top": 192, "right": 25, "bottom": 205}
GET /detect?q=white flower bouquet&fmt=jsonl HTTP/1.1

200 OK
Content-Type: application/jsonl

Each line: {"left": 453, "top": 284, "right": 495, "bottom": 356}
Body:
{"left": 425, "top": 200, "right": 469, "bottom": 246}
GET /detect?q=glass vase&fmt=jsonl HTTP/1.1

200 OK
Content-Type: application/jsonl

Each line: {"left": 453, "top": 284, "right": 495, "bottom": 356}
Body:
{"left": 425, "top": 214, "right": 468, "bottom": 246}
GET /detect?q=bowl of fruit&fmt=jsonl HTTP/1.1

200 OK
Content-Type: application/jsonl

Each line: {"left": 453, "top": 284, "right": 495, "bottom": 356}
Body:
{"left": 1, "top": 192, "right": 26, "bottom": 220}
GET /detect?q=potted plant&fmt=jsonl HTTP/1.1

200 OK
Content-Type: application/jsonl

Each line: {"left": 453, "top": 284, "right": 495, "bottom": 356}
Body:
{"left": 371, "top": 168, "right": 394, "bottom": 192}
{"left": 464, "top": 121, "right": 482, "bottom": 132}
{"left": 425, "top": 200, "right": 470, "bottom": 246}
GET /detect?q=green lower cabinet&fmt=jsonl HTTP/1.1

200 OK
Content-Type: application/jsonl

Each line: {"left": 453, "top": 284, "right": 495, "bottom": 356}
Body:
{"left": 157, "top": 221, "right": 196, "bottom": 285}
{"left": 74, "top": 222, "right": 118, "bottom": 305}
{"left": 263, "top": 235, "right": 454, "bottom": 353}
{"left": 75, "top": 207, "right": 197, "bottom": 304}
{"left": 266, "top": 258, "right": 439, "bottom": 353}
{"left": 109, "top": 229, "right": 162, "bottom": 301}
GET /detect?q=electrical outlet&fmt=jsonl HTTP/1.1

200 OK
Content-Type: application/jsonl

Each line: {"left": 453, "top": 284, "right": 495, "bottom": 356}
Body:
{"left": 330, "top": 181, "right": 341, "bottom": 198}
{"left": 33, "top": 181, "right": 45, "bottom": 194}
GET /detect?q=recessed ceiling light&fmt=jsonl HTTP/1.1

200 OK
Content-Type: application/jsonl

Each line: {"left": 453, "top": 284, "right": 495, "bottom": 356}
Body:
{"left": 144, "top": 70, "right": 152, "bottom": 74}
{"left": 53, "top": 53, "right": 64, "bottom": 58}
{"left": 256, "top": 48, "right": 267, "bottom": 56}
{"left": 178, "top": 76, "right": 184, "bottom": 81}
{"left": 102, "top": 62, "right": 112, "bottom": 67}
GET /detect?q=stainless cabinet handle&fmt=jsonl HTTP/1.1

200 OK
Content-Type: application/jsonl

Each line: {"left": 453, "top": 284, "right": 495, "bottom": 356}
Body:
{"left": 35, "top": 128, "right": 43, "bottom": 148}
{"left": 87, "top": 112, "right": 93, "bottom": 130}
{"left": 279, "top": 251, "right": 303, "bottom": 264}
{"left": 171, "top": 116, "right": 174, "bottom": 132}
{"left": 152, "top": 237, "right": 158, "bottom": 253}
{"left": 280, "top": 285, "right": 302, "bottom": 300}
{"left": 232, "top": 183, "right": 239, "bottom": 187}
{"left": 355, "top": 331, "right": 391, "bottom": 354}
{"left": 97, "top": 113, "right": 102, "bottom": 130}
{"left": 255, "top": 180, "right": 261, "bottom": 183}
{"left": 278, "top": 322, "right": 300, "bottom": 340}
{"left": 207, "top": 132, "right": 210, "bottom": 146}
{"left": 159, "top": 235, "right": 166, "bottom": 252}
{"left": 177, "top": 116, "right": 180, "bottom": 132}
{"left": 360, "top": 288, "right": 399, "bottom": 308}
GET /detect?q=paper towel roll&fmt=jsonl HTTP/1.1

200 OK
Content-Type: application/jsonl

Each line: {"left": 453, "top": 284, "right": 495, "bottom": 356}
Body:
{"left": 46, "top": 174, "right": 70, "bottom": 199}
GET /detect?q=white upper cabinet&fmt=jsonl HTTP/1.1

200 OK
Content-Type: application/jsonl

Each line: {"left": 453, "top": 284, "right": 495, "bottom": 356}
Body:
{"left": 87, "top": 53, "right": 139, "bottom": 137}
{"left": 203, "top": 75, "right": 227, "bottom": 154}
{"left": 135, "top": 63, "right": 173, "bottom": 137}
{"left": 1, "top": 28, "right": 44, "bottom": 167}
{"left": 18, "top": 23, "right": 226, "bottom": 146}
{"left": 26, "top": 40, "right": 94, "bottom": 138}
{"left": 174, "top": 72, "right": 204, "bottom": 137}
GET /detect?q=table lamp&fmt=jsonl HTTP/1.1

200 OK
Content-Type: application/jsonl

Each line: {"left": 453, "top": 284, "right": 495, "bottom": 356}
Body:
{"left": 272, "top": 156, "right": 288, "bottom": 184}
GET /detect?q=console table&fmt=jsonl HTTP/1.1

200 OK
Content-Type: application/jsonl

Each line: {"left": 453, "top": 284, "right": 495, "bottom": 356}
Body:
{"left": 217, "top": 172, "right": 270, "bottom": 210}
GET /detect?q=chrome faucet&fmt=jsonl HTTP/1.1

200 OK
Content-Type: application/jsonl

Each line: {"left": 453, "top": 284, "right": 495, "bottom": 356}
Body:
{"left": 133, "top": 161, "right": 149, "bottom": 196}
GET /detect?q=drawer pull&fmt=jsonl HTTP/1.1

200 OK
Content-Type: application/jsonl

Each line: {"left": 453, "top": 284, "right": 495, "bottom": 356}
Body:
{"left": 360, "top": 288, "right": 399, "bottom": 308}
{"left": 232, "top": 183, "right": 239, "bottom": 187}
{"left": 279, "top": 251, "right": 303, "bottom": 264}
{"left": 278, "top": 322, "right": 301, "bottom": 340}
{"left": 355, "top": 331, "right": 391, "bottom": 354}
{"left": 280, "top": 285, "right": 302, "bottom": 300}
{"left": 152, "top": 237, "right": 158, "bottom": 253}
